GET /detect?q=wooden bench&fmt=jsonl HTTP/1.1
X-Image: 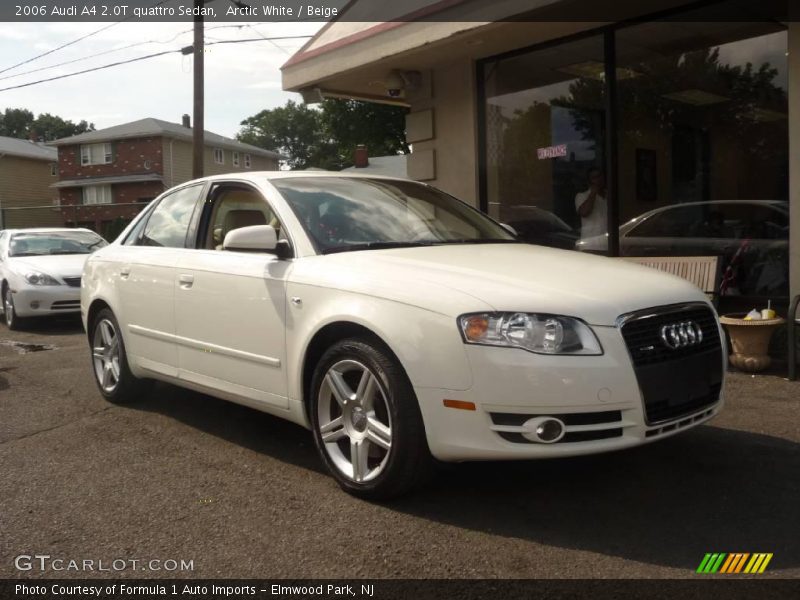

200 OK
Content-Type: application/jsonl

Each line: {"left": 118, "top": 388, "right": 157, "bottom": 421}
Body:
{"left": 620, "top": 256, "right": 721, "bottom": 305}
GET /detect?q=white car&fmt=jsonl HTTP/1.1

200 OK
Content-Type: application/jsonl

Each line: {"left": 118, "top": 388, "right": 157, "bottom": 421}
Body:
{"left": 1, "top": 228, "right": 108, "bottom": 330}
{"left": 81, "top": 173, "right": 725, "bottom": 498}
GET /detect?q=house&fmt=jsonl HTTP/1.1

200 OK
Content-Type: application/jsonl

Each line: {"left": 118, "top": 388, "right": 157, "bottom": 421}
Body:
{"left": 49, "top": 116, "right": 281, "bottom": 236}
{"left": 281, "top": 0, "right": 799, "bottom": 307}
{"left": 0, "top": 136, "right": 60, "bottom": 229}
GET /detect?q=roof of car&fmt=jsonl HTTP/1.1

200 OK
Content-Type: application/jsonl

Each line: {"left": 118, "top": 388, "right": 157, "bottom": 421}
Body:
{"left": 4, "top": 227, "right": 96, "bottom": 235}
{"left": 188, "top": 170, "right": 414, "bottom": 185}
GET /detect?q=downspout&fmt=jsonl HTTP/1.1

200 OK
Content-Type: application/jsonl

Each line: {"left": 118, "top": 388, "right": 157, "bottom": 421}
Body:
{"left": 169, "top": 139, "right": 175, "bottom": 188}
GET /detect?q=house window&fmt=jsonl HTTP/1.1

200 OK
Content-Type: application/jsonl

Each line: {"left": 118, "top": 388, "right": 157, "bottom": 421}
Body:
{"left": 80, "top": 143, "right": 113, "bottom": 166}
{"left": 50, "top": 163, "right": 57, "bottom": 176}
{"left": 214, "top": 148, "right": 224, "bottom": 164}
{"left": 232, "top": 152, "right": 240, "bottom": 167}
{"left": 83, "top": 185, "right": 112, "bottom": 205}
{"left": 244, "top": 153, "right": 251, "bottom": 168}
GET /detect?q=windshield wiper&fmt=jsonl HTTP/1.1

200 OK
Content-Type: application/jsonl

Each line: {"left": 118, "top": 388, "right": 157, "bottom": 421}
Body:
{"left": 322, "top": 241, "right": 435, "bottom": 255}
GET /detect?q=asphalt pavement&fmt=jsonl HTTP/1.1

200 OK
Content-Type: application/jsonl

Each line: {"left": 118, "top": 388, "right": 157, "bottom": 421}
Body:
{"left": 1, "top": 316, "right": 798, "bottom": 579}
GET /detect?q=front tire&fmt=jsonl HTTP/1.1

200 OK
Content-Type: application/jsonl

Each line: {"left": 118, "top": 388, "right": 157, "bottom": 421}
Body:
{"left": 309, "top": 337, "right": 432, "bottom": 500}
{"left": 90, "top": 308, "right": 148, "bottom": 404}
{"left": 3, "top": 285, "right": 25, "bottom": 331}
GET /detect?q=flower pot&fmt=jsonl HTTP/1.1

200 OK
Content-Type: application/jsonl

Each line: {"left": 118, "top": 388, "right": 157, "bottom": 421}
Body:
{"left": 719, "top": 314, "right": 786, "bottom": 373}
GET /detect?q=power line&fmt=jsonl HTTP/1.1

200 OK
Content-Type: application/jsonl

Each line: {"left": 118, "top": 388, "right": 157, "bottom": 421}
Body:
{"left": 0, "top": 22, "right": 121, "bottom": 76}
{"left": 206, "top": 36, "right": 313, "bottom": 46}
{"left": 0, "top": 36, "right": 313, "bottom": 94}
{"left": 0, "top": 50, "right": 180, "bottom": 93}
{"left": 247, "top": 24, "right": 290, "bottom": 55}
{"left": 0, "top": 0, "right": 171, "bottom": 76}
{"left": 0, "top": 24, "right": 250, "bottom": 83}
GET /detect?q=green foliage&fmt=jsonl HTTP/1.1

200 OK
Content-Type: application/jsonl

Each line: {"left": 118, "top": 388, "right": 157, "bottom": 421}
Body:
{"left": 0, "top": 107, "right": 94, "bottom": 141}
{"left": 237, "top": 98, "right": 408, "bottom": 170}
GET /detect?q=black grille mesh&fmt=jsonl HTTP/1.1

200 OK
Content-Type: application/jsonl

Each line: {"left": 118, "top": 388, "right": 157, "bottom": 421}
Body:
{"left": 620, "top": 306, "right": 721, "bottom": 367}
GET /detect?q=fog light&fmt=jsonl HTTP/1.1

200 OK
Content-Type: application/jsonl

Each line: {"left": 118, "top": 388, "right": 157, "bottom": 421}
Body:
{"left": 30, "top": 301, "right": 40, "bottom": 309}
{"left": 522, "top": 417, "right": 565, "bottom": 444}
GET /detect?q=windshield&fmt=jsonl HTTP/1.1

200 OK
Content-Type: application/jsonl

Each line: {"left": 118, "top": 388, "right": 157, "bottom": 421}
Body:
{"left": 9, "top": 231, "right": 107, "bottom": 257}
{"left": 271, "top": 177, "right": 516, "bottom": 254}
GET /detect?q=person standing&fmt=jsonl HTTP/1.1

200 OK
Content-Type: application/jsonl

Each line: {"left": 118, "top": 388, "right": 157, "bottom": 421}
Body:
{"left": 575, "top": 168, "right": 607, "bottom": 249}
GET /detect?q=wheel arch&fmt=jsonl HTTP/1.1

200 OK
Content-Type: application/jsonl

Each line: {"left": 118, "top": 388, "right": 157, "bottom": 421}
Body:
{"left": 86, "top": 298, "right": 113, "bottom": 342}
{"left": 299, "top": 320, "right": 408, "bottom": 424}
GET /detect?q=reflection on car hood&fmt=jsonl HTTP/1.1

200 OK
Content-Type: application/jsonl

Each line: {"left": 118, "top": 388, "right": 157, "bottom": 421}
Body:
{"left": 293, "top": 244, "right": 708, "bottom": 326}
{"left": 8, "top": 253, "right": 90, "bottom": 277}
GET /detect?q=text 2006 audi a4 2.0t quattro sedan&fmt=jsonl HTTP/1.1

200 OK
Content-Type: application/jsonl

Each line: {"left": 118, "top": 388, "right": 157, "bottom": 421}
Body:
{"left": 81, "top": 173, "right": 725, "bottom": 498}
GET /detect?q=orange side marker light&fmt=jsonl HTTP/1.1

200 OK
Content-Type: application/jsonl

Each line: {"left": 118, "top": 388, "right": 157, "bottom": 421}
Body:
{"left": 443, "top": 399, "right": 476, "bottom": 411}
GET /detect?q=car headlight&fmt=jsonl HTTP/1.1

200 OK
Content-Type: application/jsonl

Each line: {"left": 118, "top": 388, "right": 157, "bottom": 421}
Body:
{"left": 458, "top": 312, "right": 602, "bottom": 355}
{"left": 23, "top": 271, "right": 61, "bottom": 286}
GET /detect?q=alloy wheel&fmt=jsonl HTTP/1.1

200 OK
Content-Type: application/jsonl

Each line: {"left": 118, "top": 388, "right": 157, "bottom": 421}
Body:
{"left": 92, "top": 318, "right": 121, "bottom": 393}
{"left": 317, "top": 359, "right": 393, "bottom": 483}
{"left": 4, "top": 288, "right": 13, "bottom": 327}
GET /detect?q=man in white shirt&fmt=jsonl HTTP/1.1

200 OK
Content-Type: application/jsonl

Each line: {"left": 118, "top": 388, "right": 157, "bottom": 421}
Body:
{"left": 575, "top": 168, "right": 607, "bottom": 250}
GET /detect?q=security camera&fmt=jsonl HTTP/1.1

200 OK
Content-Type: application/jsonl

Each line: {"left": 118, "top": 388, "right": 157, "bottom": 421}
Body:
{"left": 384, "top": 71, "right": 406, "bottom": 98}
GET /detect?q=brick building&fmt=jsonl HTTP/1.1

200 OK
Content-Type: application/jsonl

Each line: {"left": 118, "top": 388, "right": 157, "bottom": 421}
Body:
{"left": 50, "top": 116, "right": 281, "bottom": 237}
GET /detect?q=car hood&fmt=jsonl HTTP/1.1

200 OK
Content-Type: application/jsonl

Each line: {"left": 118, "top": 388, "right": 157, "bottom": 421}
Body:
{"left": 293, "top": 244, "right": 708, "bottom": 326}
{"left": 8, "top": 254, "right": 89, "bottom": 278}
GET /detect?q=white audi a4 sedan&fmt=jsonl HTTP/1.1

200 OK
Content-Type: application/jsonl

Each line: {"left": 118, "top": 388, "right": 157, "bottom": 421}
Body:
{"left": 1, "top": 228, "right": 107, "bottom": 330}
{"left": 81, "top": 173, "right": 725, "bottom": 498}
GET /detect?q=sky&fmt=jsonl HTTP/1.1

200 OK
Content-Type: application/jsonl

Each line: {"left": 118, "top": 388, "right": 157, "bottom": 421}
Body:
{"left": 0, "top": 20, "right": 323, "bottom": 138}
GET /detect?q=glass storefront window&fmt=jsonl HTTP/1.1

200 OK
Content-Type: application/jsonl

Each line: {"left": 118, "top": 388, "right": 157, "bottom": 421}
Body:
{"left": 482, "top": 35, "right": 607, "bottom": 251}
{"left": 480, "top": 17, "right": 789, "bottom": 301}
{"left": 615, "top": 23, "right": 789, "bottom": 298}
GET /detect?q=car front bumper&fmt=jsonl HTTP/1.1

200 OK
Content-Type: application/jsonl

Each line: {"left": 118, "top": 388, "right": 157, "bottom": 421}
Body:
{"left": 416, "top": 324, "right": 724, "bottom": 462}
{"left": 10, "top": 285, "right": 81, "bottom": 317}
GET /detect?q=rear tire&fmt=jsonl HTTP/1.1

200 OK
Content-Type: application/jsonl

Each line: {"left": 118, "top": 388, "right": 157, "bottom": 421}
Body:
{"left": 90, "top": 308, "right": 149, "bottom": 404}
{"left": 309, "top": 337, "right": 432, "bottom": 500}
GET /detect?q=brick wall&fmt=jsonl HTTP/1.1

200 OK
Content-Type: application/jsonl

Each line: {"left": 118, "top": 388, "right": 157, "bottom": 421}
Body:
{"left": 58, "top": 136, "right": 164, "bottom": 180}
{"left": 59, "top": 181, "right": 162, "bottom": 239}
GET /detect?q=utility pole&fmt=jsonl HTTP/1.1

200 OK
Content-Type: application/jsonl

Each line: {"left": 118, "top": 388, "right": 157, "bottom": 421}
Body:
{"left": 192, "top": 0, "right": 204, "bottom": 179}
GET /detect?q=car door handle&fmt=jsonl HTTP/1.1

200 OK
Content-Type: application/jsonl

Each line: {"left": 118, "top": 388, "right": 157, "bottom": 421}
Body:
{"left": 178, "top": 274, "right": 194, "bottom": 289}
{"left": 119, "top": 267, "right": 131, "bottom": 279}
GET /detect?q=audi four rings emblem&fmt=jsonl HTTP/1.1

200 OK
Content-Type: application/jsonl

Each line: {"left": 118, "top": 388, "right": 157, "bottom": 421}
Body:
{"left": 660, "top": 321, "right": 704, "bottom": 349}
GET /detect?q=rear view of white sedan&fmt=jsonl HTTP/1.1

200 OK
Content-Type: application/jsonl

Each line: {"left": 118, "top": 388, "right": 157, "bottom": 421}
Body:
{"left": 1, "top": 228, "right": 107, "bottom": 329}
{"left": 81, "top": 173, "right": 725, "bottom": 499}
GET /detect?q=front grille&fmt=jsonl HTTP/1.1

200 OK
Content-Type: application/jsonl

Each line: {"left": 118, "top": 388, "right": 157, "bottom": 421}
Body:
{"left": 645, "top": 383, "right": 721, "bottom": 424}
{"left": 620, "top": 303, "right": 723, "bottom": 425}
{"left": 620, "top": 305, "right": 721, "bottom": 367}
{"left": 62, "top": 276, "right": 81, "bottom": 287}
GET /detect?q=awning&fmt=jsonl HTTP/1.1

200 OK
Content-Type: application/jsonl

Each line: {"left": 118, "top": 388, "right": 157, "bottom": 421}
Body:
{"left": 51, "top": 173, "right": 163, "bottom": 189}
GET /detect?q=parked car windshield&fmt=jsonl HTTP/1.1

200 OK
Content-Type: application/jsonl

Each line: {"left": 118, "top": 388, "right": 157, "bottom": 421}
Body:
{"left": 9, "top": 231, "right": 107, "bottom": 257}
{"left": 271, "top": 177, "right": 517, "bottom": 254}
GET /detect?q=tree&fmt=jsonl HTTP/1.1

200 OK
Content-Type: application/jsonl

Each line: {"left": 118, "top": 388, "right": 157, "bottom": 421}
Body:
{"left": 319, "top": 98, "right": 409, "bottom": 166}
{"left": 0, "top": 108, "right": 34, "bottom": 139}
{"left": 237, "top": 98, "right": 408, "bottom": 170}
{"left": 0, "top": 107, "right": 94, "bottom": 141}
{"left": 238, "top": 100, "right": 326, "bottom": 170}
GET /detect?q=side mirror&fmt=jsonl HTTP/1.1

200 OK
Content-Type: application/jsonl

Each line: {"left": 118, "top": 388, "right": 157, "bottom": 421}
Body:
{"left": 223, "top": 225, "right": 278, "bottom": 252}
{"left": 500, "top": 223, "right": 517, "bottom": 237}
